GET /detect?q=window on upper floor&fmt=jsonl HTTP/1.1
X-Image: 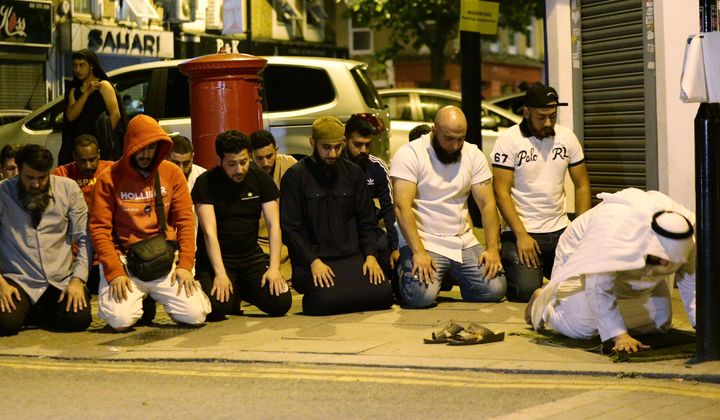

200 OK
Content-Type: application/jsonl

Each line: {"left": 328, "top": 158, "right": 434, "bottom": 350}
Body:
{"left": 349, "top": 13, "right": 373, "bottom": 55}
{"left": 73, "top": 0, "right": 92, "bottom": 15}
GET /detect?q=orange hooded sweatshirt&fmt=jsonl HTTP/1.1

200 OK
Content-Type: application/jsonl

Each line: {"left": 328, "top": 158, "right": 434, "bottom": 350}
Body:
{"left": 89, "top": 115, "right": 195, "bottom": 281}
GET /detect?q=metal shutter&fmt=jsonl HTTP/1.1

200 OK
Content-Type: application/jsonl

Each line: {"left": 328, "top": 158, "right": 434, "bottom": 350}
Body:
{"left": 0, "top": 62, "right": 45, "bottom": 110}
{"left": 571, "top": 0, "right": 657, "bottom": 199}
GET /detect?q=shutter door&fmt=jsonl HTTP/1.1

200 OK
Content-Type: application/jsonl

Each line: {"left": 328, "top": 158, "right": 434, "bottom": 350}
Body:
{"left": 0, "top": 62, "right": 45, "bottom": 110}
{"left": 573, "top": 0, "right": 657, "bottom": 199}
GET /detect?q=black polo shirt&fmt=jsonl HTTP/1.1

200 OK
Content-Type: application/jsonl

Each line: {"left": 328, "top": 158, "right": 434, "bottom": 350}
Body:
{"left": 192, "top": 165, "right": 279, "bottom": 261}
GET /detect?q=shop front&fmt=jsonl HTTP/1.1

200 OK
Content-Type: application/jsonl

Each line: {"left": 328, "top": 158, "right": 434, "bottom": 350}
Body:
{"left": 0, "top": 0, "right": 52, "bottom": 109}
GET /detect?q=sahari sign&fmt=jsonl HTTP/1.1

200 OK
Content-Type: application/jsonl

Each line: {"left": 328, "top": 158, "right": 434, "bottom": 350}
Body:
{"left": 0, "top": 0, "right": 52, "bottom": 47}
{"left": 71, "top": 23, "right": 173, "bottom": 58}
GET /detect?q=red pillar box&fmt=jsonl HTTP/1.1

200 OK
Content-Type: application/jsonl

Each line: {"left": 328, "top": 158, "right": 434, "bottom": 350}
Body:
{"left": 178, "top": 53, "right": 267, "bottom": 169}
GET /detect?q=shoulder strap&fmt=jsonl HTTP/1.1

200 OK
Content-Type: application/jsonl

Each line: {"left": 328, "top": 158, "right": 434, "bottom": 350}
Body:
{"left": 154, "top": 174, "right": 167, "bottom": 233}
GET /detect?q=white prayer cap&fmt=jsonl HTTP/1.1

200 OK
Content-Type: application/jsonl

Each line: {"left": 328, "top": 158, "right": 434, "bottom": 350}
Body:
{"left": 651, "top": 211, "right": 695, "bottom": 263}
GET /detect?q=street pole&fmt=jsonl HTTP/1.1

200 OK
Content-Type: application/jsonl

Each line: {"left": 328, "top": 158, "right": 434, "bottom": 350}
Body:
{"left": 460, "top": 30, "right": 483, "bottom": 226}
{"left": 694, "top": 0, "right": 720, "bottom": 362}
{"left": 460, "top": 30, "right": 482, "bottom": 147}
{"left": 246, "top": 0, "right": 253, "bottom": 53}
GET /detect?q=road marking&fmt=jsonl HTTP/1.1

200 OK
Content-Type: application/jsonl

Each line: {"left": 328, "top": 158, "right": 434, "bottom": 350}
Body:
{"left": 1, "top": 359, "right": 718, "bottom": 400}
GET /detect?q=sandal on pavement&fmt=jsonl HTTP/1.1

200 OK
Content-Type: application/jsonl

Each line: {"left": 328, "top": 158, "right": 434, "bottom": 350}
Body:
{"left": 447, "top": 323, "right": 505, "bottom": 346}
{"left": 423, "top": 322, "right": 465, "bottom": 344}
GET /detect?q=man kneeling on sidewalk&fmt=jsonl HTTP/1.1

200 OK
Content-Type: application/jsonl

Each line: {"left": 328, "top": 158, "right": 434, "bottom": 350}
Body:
{"left": 90, "top": 115, "right": 210, "bottom": 331}
{"left": 193, "top": 130, "right": 291, "bottom": 319}
{"left": 527, "top": 188, "right": 696, "bottom": 353}
{"left": 281, "top": 116, "right": 394, "bottom": 315}
{"left": 0, "top": 145, "right": 91, "bottom": 335}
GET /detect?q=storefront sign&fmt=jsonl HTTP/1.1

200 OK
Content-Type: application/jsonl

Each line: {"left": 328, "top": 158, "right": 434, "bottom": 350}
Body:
{"left": 71, "top": 23, "right": 174, "bottom": 58}
{"left": 0, "top": 0, "right": 52, "bottom": 47}
{"left": 191, "top": 35, "right": 347, "bottom": 59}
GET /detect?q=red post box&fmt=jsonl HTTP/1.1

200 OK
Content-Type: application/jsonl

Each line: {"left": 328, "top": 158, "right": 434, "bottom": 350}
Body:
{"left": 179, "top": 53, "right": 267, "bottom": 169}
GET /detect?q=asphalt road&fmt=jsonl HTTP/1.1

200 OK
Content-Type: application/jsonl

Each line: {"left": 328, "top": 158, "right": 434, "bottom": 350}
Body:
{"left": 1, "top": 358, "right": 719, "bottom": 419}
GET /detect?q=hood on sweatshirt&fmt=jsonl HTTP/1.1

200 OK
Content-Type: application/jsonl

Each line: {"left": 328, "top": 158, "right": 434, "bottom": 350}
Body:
{"left": 119, "top": 114, "right": 173, "bottom": 175}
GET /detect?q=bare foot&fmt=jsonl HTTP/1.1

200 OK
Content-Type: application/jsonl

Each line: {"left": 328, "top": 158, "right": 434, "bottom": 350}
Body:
{"left": 524, "top": 288, "right": 543, "bottom": 326}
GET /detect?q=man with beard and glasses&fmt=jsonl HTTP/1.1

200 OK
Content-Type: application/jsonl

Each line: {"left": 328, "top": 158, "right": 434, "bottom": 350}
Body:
{"left": 0, "top": 145, "right": 91, "bottom": 336}
{"left": 527, "top": 189, "right": 696, "bottom": 354}
{"left": 342, "top": 113, "right": 400, "bottom": 295}
{"left": 90, "top": 115, "right": 210, "bottom": 331}
{"left": 249, "top": 129, "right": 296, "bottom": 280}
{"left": 281, "top": 116, "right": 394, "bottom": 315}
{"left": 193, "top": 130, "right": 291, "bottom": 320}
{"left": 491, "top": 84, "right": 591, "bottom": 303}
{"left": 53, "top": 134, "right": 113, "bottom": 295}
{"left": 390, "top": 106, "right": 506, "bottom": 309}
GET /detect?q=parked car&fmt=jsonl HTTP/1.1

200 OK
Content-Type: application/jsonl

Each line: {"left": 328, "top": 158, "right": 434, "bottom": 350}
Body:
{"left": 0, "top": 109, "right": 31, "bottom": 126}
{"left": 486, "top": 92, "right": 526, "bottom": 116}
{"left": 0, "top": 56, "right": 390, "bottom": 164}
{"left": 378, "top": 88, "right": 521, "bottom": 160}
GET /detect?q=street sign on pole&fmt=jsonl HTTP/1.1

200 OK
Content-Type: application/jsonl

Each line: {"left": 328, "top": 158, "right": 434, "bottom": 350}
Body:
{"left": 694, "top": 0, "right": 720, "bottom": 362}
{"left": 460, "top": 0, "right": 499, "bottom": 35}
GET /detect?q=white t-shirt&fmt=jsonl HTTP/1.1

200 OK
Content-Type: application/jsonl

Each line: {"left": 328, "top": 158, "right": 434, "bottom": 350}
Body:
{"left": 491, "top": 123, "right": 584, "bottom": 233}
{"left": 390, "top": 134, "right": 492, "bottom": 263}
{"left": 187, "top": 163, "right": 206, "bottom": 241}
{"left": 187, "top": 163, "right": 206, "bottom": 192}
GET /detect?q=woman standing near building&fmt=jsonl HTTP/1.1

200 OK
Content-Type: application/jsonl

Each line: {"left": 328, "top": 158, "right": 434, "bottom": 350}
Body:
{"left": 60, "top": 49, "right": 125, "bottom": 165}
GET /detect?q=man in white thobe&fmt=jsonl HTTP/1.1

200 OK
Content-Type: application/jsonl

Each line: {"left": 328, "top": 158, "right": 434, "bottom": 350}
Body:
{"left": 527, "top": 188, "right": 696, "bottom": 353}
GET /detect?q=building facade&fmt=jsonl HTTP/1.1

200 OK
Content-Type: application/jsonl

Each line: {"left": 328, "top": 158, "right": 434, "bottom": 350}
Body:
{"left": 0, "top": 0, "right": 348, "bottom": 106}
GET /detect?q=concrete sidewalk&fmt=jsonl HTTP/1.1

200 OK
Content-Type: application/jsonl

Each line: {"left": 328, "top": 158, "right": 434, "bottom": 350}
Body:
{"left": 1, "top": 288, "right": 718, "bottom": 382}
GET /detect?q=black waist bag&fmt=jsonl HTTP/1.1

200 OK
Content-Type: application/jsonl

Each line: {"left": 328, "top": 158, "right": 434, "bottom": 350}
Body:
{"left": 125, "top": 175, "right": 177, "bottom": 281}
{"left": 127, "top": 235, "right": 177, "bottom": 281}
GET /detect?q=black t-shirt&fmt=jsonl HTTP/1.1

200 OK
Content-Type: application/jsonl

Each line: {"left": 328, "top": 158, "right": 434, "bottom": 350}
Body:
{"left": 192, "top": 165, "right": 280, "bottom": 261}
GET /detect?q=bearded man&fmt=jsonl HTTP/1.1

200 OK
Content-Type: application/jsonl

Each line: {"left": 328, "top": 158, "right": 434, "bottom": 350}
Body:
{"left": 491, "top": 83, "right": 591, "bottom": 302}
{"left": 0, "top": 145, "right": 92, "bottom": 335}
{"left": 341, "top": 113, "right": 399, "bottom": 289}
{"left": 280, "top": 116, "right": 394, "bottom": 315}
{"left": 390, "top": 105, "right": 506, "bottom": 308}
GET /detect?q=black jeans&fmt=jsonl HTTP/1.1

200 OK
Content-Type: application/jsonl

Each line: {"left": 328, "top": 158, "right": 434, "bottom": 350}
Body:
{"left": 196, "top": 252, "right": 292, "bottom": 319}
{"left": 0, "top": 278, "right": 92, "bottom": 336}
{"left": 293, "top": 253, "right": 394, "bottom": 316}
{"left": 501, "top": 228, "right": 565, "bottom": 302}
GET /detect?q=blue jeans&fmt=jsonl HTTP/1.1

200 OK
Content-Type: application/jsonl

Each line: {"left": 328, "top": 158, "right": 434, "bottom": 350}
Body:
{"left": 397, "top": 245, "right": 507, "bottom": 308}
{"left": 501, "top": 229, "right": 565, "bottom": 302}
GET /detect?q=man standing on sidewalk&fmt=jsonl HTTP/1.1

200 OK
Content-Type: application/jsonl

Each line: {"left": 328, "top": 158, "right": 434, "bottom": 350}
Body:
{"left": 0, "top": 145, "right": 91, "bottom": 335}
{"left": 281, "top": 116, "right": 393, "bottom": 315}
{"left": 391, "top": 106, "right": 506, "bottom": 308}
{"left": 90, "top": 115, "right": 209, "bottom": 331}
{"left": 193, "top": 130, "right": 291, "bottom": 319}
{"left": 492, "top": 83, "right": 591, "bottom": 302}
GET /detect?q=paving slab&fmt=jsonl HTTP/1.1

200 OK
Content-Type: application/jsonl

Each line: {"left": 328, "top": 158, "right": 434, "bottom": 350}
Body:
{"left": 1, "top": 287, "right": 719, "bottom": 383}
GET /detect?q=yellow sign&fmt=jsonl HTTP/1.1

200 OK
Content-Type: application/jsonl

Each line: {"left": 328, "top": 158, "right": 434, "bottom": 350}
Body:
{"left": 460, "top": 0, "right": 499, "bottom": 34}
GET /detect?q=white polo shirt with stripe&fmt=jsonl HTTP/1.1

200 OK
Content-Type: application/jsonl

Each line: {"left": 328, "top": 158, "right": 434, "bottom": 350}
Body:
{"left": 490, "top": 122, "right": 585, "bottom": 234}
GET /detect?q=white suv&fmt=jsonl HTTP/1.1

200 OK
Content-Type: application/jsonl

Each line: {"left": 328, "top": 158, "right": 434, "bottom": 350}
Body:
{"left": 0, "top": 56, "right": 391, "bottom": 163}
